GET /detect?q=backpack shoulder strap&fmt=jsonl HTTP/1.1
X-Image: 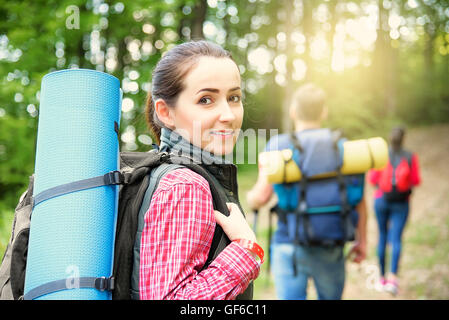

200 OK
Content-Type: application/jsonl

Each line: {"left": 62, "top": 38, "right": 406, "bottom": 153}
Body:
{"left": 112, "top": 151, "right": 171, "bottom": 300}
{"left": 289, "top": 132, "right": 304, "bottom": 153}
{"left": 130, "top": 156, "right": 231, "bottom": 299}
{"left": 130, "top": 163, "right": 184, "bottom": 300}
{"left": 167, "top": 156, "right": 231, "bottom": 268}
{"left": 139, "top": 163, "right": 184, "bottom": 219}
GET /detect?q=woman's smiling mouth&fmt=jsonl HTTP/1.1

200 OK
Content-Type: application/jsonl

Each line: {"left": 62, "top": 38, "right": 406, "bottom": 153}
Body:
{"left": 210, "top": 129, "right": 235, "bottom": 138}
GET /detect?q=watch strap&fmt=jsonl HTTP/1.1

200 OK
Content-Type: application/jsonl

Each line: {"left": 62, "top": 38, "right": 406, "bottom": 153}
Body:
{"left": 233, "top": 239, "right": 264, "bottom": 264}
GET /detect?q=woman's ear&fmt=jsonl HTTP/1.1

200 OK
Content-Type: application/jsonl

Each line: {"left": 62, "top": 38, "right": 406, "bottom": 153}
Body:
{"left": 154, "top": 99, "right": 175, "bottom": 129}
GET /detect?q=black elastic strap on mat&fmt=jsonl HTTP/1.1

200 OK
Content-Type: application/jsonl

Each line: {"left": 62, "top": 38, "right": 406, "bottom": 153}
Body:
{"left": 32, "top": 171, "right": 127, "bottom": 209}
{"left": 114, "top": 121, "right": 120, "bottom": 136}
{"left": 114, "top": 121, "right": 120, "bottom": 143}
{"left": 23, "top": 276, "right": 114, "bottom": 300}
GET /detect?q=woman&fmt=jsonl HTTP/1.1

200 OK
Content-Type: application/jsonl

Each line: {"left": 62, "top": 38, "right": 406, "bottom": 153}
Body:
{"left": 138, "top": 41, "right": 262, "bottom": 300}
{"left": 368, "top": 127, "right": 421, "bottom": 296}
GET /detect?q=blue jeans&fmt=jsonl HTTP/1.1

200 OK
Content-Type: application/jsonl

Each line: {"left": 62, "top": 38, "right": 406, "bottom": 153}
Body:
{"left": 271, "top": 243, "right": 345, "bottom": 300}
{"left": 374, "top": 197, "right": 409, "bottom": 276}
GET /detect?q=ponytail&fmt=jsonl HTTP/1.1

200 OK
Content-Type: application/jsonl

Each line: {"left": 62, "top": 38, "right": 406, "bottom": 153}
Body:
{"left": 145, "top": 92, "right": 162, "bottom": 146}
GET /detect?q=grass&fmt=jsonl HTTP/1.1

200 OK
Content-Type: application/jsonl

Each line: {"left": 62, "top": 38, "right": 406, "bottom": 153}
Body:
{"left": 407, "top": 222, "right": 440, "bottom": 248}
{"left": 401, "top": 213, "right": 449, "bottom": 299}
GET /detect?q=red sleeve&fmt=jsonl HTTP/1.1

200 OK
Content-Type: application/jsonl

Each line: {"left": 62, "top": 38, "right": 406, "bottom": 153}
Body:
{"left": 410, "top": 153, "right": 421, "bottom": 187}
{"left": 139, "top": 168, "right": 259, "bottom": 300}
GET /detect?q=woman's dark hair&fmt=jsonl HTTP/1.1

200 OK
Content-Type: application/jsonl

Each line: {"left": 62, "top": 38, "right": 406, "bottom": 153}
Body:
{"left": 390, "top": 126, "right": 406, "bottom": 151}
{"left": 145, "top": 40, "right": 233, "bottom": 145}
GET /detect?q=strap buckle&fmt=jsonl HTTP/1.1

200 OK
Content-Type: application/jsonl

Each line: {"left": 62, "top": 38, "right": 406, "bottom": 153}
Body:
{"left": 94, "top": 276, "right": 115, "bottom": 292}
{"left": 103, "top": 171, "right": 124, "bottom": 185}
{"left": 159, "top": 151, "right": 170, "bottom": 163}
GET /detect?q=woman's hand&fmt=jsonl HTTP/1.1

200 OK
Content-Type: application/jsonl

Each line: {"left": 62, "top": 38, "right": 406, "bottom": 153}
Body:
{"left": 213, "top": 202, "right": 257, "bottom": 243}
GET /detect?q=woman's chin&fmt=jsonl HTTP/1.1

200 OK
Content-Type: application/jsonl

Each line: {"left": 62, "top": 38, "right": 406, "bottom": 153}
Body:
{"left": 204, "top": 140, "right": 236, "bottom": 156}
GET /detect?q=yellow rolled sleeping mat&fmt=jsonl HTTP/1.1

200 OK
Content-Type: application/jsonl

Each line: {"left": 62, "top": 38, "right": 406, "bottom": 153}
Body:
{"left": 259, "top": 137, "right": 389, "bottom": 184}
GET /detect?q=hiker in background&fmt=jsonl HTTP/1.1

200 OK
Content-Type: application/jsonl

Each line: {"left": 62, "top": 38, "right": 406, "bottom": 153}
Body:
{"left": 138, "top": 40, "right": 263, "bottom": 299}
{"left": 368, "top": 127, "right": 421, "bottom": 296}
{"left": 247, "top": 83, "right": 367, "bottom": 300}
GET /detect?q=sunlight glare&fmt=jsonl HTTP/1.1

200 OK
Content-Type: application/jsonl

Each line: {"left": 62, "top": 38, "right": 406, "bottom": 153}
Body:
{"left": 248, "top": 46, "right": 272, "bottom": 75}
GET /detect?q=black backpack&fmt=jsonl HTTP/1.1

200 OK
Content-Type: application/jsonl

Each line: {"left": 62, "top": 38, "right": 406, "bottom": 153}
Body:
{"left": 0, "top": 150, "right": 230, "bottom": 300}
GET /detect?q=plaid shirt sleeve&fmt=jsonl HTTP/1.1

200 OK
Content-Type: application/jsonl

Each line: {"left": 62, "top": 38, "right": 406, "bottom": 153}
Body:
{"left": 139, "top": 168, "right": 260, "bottom": 300}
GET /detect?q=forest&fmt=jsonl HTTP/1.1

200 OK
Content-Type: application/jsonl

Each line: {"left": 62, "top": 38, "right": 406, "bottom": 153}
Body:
{"left": 0, "top": 0, "right": 448, "bottom": 235}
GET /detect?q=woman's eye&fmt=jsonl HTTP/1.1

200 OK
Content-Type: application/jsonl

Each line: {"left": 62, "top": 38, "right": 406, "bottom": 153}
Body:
{"left": 199, "top": 97, "right": 213, "bottom": 104}
{"left": 229, "top": 95, "right": 241, "bottom": 103}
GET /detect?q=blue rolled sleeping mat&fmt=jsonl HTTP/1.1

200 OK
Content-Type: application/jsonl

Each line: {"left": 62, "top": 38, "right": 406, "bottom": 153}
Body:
{"left": 24, "top": 69, "right": 122, "bottom": 300}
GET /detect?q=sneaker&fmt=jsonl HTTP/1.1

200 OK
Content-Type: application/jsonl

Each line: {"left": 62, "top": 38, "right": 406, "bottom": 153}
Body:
{"left": 375, "top": 277, "right": 387, "bottom": 292}
{"left": 385, "top": 279, "right": 399, "bottom": 296}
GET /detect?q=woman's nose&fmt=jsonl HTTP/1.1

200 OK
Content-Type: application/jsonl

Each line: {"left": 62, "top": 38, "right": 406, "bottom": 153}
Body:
{"left": 218, "top": 100, "right": 236, "bottom": 122}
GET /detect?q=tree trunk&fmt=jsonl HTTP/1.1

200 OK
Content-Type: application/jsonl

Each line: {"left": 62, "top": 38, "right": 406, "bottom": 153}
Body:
{"left": 386, "top": 45, "right": 398, "bottom": 115}
{"left": 282, "top": 0, "right": 295, "bottom": 133}
{"left": 302, "top": 0, "right": 314, "bottom": 82}
{"left": 191, "top": 0, "right": 207, "bottom": 40}
{"left": 371, "top": 0, "right": 392, "bottom": 117}
{"left": 424, "top": 31, "right": 435, "bottom": 83}
{"left": 327, "top": 0, "right": 338, "bottom": 72}
{"left": 177, "top": 3, "right": 188, "bottom": 41}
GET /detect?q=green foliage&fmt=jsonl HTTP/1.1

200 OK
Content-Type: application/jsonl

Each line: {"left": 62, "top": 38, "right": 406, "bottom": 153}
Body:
{"left": 0, "top": 116, "right": 36, "bottom": 213}
{"left": 0, "top": 1, "right": 448, "bottom": 301}
{"left": 0, "top": 210, "right": 14, "bottom": 255}
{"left": 0, "top": 0, "right": 448, "bottom": 233}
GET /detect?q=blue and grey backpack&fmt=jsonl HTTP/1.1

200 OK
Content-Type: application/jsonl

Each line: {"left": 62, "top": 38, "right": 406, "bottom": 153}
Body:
{"left": 268, "top": 128, "right": 364, "bottom": 249}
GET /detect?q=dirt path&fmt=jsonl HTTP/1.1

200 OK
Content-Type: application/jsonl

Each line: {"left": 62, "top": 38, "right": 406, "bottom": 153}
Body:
{"left": 251, "top": 124, "right": 449, "bottom": 300}
{"left": 344, "top": 124, "right": 449, "bottom": 300}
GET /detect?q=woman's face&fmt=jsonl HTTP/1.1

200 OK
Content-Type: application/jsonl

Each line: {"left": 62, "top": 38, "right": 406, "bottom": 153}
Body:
{"left": 169, "top": 56, "right": 244, "bottom": 155}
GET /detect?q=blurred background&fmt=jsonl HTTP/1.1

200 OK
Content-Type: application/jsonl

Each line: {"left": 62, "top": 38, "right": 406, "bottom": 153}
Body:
{"left": 0, "top": 0, "right": 448, "bottom": 299}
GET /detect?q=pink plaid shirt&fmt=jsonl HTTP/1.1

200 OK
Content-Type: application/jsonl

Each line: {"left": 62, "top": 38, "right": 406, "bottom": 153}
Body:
{"left": 139, "top": 168, "right": 260, "bottom": 300}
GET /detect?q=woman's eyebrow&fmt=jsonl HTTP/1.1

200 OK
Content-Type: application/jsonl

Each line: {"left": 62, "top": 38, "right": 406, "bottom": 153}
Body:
{"left": 196, "top": 88, "right": 219, "bottom": 94}
{"left": 196, "top": 87, "right": 241, "bottom": 94}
